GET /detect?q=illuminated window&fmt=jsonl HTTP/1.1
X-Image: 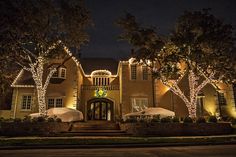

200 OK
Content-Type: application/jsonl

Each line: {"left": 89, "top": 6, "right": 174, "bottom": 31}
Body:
{"left": 131, "top": 98, "right": 148, "bottom": 112}
{"left": 21, "top": 95, "right": 32, "bottom": 110}
{"left": 91, "top": 70, "right": 111, "bottom": 86}
{"left": 47, "top": 98, "right": 63, "bottom": 109}
{"left": 142, "top": 66, "right": 148, "bottom": 80}
{"left": 130, "top": 65, "right": 137, "bottom": 80}
{"left": 52, "top": 67, "right": 66, "bottom": 79}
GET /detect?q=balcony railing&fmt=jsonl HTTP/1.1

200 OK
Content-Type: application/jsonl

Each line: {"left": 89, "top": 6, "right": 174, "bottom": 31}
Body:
{"left": 81, "top": 85, "right": 120, "bottom": 90}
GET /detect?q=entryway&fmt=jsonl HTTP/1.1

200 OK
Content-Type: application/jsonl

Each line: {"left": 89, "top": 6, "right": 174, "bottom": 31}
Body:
{"left": 87, "top": 98, "right": 113, "bottom": 121}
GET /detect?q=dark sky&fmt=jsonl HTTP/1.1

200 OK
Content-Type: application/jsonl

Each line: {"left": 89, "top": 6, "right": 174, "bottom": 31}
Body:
{"left": 80, "top": 0, "right": 236, "bottom": 59}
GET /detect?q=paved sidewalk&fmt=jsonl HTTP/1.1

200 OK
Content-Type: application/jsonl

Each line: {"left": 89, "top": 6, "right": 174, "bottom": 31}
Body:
{"left": 0, "top": 134, "right": 236, "bottom": 149}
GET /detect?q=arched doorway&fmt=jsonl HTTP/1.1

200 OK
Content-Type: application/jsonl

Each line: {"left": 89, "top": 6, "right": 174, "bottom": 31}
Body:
{"left": 87, "top": 98, "right": 113, "bottom": 121}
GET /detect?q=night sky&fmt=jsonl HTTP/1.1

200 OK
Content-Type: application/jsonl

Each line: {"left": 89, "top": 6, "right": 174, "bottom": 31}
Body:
{"left": 80, "top": 0, "right": 236, "bottom": 59}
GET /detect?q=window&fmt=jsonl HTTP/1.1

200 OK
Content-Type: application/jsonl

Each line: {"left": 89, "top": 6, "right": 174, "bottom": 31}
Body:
{"left": 217, "top": 92, "right": 227, "bottom": 106}
{"left": 21, "top": 95, "right": 32, "bottom": 110}
{"left": 52, "top": 71, "right": 59, "bottom": 78}
{"left": 60, "top": 68, "right": 66, "bottom": 78}
{"left": 131, "top": 98, "right": 148, "bottom": 112}
{"left": 52, "top": 67, "right": 66, "bottom": 79}
{"left": 92, "top": 77, "right": 110, "bottom": 86}
{"left": 196, "top": 95, "right": 205, "bottom": 117}
{"left": 47, "top": 98, "right": 63, "bottom": 109}
{"left": 142, "top": 66, "right": 148, "bottom": 80}
{"left": 130, "top": 65, "right": 137, "bottom": 80}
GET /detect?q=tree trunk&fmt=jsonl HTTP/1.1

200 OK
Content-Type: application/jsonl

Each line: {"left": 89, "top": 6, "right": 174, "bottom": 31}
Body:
{"left": 161, "top": 70, "right": 214, "bottom": 118}
{"left": 37, "top": 88, "right": 47, "bottom": 116}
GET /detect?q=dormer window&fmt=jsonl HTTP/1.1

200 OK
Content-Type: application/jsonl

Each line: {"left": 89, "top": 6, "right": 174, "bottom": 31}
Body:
{"left": 52, "top": 67, "right": 67, "bottom": 79}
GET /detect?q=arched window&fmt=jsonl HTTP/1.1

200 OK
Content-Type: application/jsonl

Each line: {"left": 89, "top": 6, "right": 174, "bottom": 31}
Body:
{"left": 91, "top": 70, "right": 111, "bottom": 86}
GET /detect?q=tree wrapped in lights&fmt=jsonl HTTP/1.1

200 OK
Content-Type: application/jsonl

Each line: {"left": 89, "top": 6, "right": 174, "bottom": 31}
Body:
{"left": 118, "top": 10, "right": 236, "bottom": 118}
{"left": 0, "top": 0, "right": 91, "bottom": 116}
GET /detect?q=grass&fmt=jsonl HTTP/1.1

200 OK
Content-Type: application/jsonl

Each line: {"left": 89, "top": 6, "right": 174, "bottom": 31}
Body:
{"left": 0, "top": 135, "right": 236, "bottom": 147}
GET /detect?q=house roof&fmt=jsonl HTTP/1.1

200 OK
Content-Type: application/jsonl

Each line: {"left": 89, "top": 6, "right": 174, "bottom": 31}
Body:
{"left": 79, "top": 58, "right": 119, "bottom": 75}
{"left": 12, "top": 69, "right": 35, "bottom": 87}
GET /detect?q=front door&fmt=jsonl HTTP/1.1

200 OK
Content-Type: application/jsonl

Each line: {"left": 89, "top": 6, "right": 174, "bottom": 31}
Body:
{"left": 87, "top": 98, "right": 113, "bottom": 121}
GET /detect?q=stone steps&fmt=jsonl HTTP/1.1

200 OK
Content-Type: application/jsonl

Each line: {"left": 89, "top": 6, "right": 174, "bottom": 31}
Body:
{"left": 60, "top": 121, "right": 130, "bottom": 136}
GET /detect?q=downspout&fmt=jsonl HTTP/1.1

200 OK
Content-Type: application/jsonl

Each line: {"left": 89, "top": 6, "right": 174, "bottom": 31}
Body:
{"left": 13, "top": 88, "right": 18, "bottom": 119}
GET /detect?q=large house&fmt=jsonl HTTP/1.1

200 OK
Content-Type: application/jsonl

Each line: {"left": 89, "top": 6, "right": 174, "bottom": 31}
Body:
{"left": 1, "top": 51, "right": 236, "bottom": 120}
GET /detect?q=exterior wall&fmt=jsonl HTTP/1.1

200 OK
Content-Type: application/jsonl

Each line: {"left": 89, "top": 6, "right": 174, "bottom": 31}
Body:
{"left": 120, "top": 62, "right": 154, "bottom": 115}
{"left": 46, "top": 58, "right": 78, "bottom": 109}
{"left": 10, "top": 87, "right": 37, "bottom": 118}
{"left": 155, "top": 76, "right": 236, "bottom": 118}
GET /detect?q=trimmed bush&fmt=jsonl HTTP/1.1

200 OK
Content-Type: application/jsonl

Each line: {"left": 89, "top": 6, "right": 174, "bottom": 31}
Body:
{"left": 208, "top": 116, "right": 217, "bottom": 123}
{"left": 160, "top": 117, "right": 172, "bottom": 123}
{"left": 230, "top": 118, "right": 236, "bottom": 125}
{"left": 22, "top": 116, "right": 31, "bottom": 123}
{"left": 125, "top": 116, "right": 138, "bottom": 123}
{"left": 47, "top": 117, "right": 55, "bottom": 122}
{"left": 0, "top": 117, "right": 5, "bottom": 122}
{"left": 196, "top": 117, "right": 206, "bottom": 123}
{"left": 172, "top": 117, "right": 180, "bottom": 123}
{"left": 183, "top": 117, "right": 193, "bottom": 123}
{"left": 151, "top": 115, "right": 161, "bottom": 123}
{"left": 13, "top": 118, "right": 22, "bottom": 123}
{"left": 55, "top": 118, "right": 62, "bottom": 122}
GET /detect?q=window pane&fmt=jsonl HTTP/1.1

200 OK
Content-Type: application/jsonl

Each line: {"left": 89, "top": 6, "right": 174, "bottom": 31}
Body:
{"left": 217, "top": 92, "right": 226, "bottom": 106}
{"left": 131, "top": 65, "right": 137, "bottom": 80}
{"left": 52, "top": 70, "right": 58, "bottom": 77}
{"left": 48, "top": 99, "right": 54, "bottom": 109}
{"left": 60, "top": 68, "right": 66, "bottom": 78}
{"left": 22, "top": 95, "right": 31, "bottom": 110}
{"left": 142, "top": 66, "right": 148, "bottom": 80}
{"left": 56, "top": 99, "right": 63, "bottom": 107}
{"left": 132, "top": 98, "right": 148, "bottom": 112}
{"left": 27, "top": 96, "right": 31, "bottom": 109}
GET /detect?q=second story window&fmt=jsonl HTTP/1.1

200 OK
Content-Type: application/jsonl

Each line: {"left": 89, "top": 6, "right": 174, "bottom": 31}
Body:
{"left": 91, "top": 70, "right": 111, "bottom": 86}
{"left": 52, "top": 67, "right": 67, "bottom": 79}
{"left": 130, "top": 65, "right": 137, "bottom": 80}
{"left": 142, "top": 66, "right": 148, "bottom": 80}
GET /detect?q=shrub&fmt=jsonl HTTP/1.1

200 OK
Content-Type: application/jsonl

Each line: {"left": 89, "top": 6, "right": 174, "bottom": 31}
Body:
{"left": 0, "top": 117, "right": 4, "bottom": 122}
{"left": 32, "top": 116, "right": 46, "bottom": 123}
{"left": 172, "top": 117, "right": 180, "bottom": 123}
{"left": 196, "top": 117, "right": 206, "bottom": 123}
{"left": 125, "top": 116, "right": 138, "bottom": 123}
{"left": 13, "top": 118, "right": 22, "bottom": 123}
{"left": 55, "top": 118, "right": 62, "bottom": 122}
{"left": 230, "top": 118, "right": 236, "bottom": 125}
{"left": 47, "top": 117, "right": 55, "bottom": 122}
{"left": 22, "top": 116, "right": 31, "bottom": 123}
{"left": 208, "top": 116, "right": 218, "bottom": 123}
{"left": 183, "top": 117, "right": 193, "bottom": 123}
{"left": 160, "top": 116, "right": 172, "bottom": 123}
{"left": 151, "top": 115, "right": 161, "bottom": 123}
